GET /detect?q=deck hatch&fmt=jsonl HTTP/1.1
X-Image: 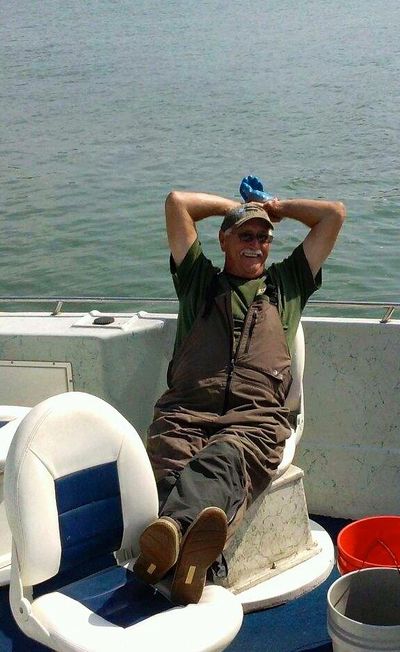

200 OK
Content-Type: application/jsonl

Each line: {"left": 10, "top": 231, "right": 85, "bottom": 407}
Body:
{"left": 0, "top": 360, "right": 73, "bottom": 406}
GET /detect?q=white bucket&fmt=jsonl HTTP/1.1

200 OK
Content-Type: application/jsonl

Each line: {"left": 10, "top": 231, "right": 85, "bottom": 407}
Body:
{"left": 327, "top": 568, "right": 400, "bottom": 651}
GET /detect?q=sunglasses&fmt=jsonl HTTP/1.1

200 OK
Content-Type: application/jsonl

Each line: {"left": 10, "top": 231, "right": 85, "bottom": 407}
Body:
{"left": 236, "top": 231, "right": 273, "bottom": 245}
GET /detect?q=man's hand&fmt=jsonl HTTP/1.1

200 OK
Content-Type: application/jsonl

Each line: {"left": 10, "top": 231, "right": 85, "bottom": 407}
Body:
{"left": 239, "top": 176, "right": 273, "bottom": 202}
{"left": 262, "top": 198, "right": 285, "bottom": 223}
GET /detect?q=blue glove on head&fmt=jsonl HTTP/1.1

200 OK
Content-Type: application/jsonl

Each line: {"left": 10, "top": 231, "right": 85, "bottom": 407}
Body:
{"left": 239, "top": 175, "right": 274, "bottom": 202}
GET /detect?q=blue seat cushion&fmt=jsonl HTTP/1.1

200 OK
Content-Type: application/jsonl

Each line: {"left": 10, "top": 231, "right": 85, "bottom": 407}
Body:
{"left": 59, "top": 565, "right": 173, "bottom": 627}
{"left": 55, "top": 461, "right": 123, "bottom": 573}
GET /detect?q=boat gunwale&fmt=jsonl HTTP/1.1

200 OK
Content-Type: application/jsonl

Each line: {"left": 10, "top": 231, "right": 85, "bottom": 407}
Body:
{"left": 0, "top": 298, "right": 398, "bottom": 322}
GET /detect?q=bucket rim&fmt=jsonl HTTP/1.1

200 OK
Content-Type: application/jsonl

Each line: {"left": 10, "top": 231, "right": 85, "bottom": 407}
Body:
{"left": 337, "top": 516, "right": 400, "bottom": 569}
{"left": 338, "top": 515, "right": 400, "bottom": 541}
{"left": 327, "top": 568, "right": 400, "bottom": 630}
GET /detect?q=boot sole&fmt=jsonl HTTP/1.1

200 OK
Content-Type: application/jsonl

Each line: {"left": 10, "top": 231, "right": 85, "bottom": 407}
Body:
{"left": 134, "top": 518, "right": 180, "bottom": 584}
{"left": 170, "top": 507, "right": 227, "bottom": 605}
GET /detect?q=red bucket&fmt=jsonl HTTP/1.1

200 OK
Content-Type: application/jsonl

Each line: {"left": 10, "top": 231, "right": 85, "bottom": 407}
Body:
{"left": 337, "top": 515, "right": 400, "bottom": 574}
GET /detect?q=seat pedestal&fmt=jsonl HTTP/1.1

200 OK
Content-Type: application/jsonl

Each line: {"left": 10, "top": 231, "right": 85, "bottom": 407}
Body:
{"left": 216, "top": 465, "right": 334, "bottom": 611}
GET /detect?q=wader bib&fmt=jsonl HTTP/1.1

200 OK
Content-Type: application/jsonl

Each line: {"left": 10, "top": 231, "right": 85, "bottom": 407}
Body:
{"left": 147, "top": 279, "right": 292, "bottom": 539}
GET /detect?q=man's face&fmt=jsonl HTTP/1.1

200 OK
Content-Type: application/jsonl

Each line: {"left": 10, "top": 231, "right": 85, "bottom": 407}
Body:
{"left": 219, "top": 218, "right": 273, "bottom": 279}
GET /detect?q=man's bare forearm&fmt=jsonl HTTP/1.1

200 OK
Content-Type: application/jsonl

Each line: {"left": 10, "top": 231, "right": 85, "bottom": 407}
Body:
{"left": 165, "top": 191, "right": 241, "bottom": 266}
{"left": 165, "top": 191, "right": 239, "bottom": 224}
{"left": 266, "top": 198, "right": 346, "bottom": 228}
{"left": 264, "top": 198, "right": 346, "bottom": 278}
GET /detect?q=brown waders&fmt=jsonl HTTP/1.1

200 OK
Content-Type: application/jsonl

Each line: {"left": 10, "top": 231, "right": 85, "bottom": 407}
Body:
{"left": 147, "top": 286, "right": 292, "bottom": 549}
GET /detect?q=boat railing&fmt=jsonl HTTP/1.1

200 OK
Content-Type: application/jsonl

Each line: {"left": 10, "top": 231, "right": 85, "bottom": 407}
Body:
{"left": 0, "top": 298, "right": 398, "bottom": 323}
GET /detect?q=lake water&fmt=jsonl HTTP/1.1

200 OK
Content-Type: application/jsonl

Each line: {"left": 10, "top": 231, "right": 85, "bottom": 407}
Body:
{"left": 2, "top": 0, "right": 399, "bottom": 312}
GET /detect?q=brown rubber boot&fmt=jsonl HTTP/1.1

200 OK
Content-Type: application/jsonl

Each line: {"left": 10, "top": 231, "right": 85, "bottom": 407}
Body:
{"left": 134, "top": 516, "right": 181, "bottom": 584}
{"left": 170, "top": 506, "right": 228, "bottom": 605}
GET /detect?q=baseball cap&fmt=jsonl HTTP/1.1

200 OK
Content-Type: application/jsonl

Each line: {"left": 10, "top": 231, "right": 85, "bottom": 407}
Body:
{"left": 220, "top": 203, "right": 274, "bottom": 232}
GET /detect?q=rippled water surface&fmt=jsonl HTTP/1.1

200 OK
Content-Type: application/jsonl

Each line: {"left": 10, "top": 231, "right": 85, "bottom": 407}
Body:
{"left": 2, "top": 0, "right": 399, "bottom": 308}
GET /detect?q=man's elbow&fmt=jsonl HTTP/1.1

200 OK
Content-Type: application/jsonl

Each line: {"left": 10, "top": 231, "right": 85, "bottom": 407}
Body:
{"left": 335, "top": 201, "right": 346, "bottom": 224}
{"left": 327, "top": 201, "right": 346, "bottom": 232}
{"left": 165, "top": 190, "right": 184, "bottom": 212}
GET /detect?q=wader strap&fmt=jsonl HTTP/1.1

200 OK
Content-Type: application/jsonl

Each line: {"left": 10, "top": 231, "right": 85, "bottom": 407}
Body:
{"left": 263, "top": 273, "right": 279, "bottom": 308}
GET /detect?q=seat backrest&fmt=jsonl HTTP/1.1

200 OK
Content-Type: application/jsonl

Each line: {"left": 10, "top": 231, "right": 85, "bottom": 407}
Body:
{"left": 275, "top": 321, "right": 305, "bottom": 478}
{"left": 285, "top": 320, "right": 305, "bottom": 431}
{"left": 0, "top": 407, "right": 31, "bottom": 585}
{"left": 4, "top": 392, "right": 158, "bottom": 589}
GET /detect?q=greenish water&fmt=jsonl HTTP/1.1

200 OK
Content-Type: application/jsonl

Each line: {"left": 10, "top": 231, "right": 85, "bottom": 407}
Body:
{"left": 2, "top": 0, "right": 399, "bottom": 310}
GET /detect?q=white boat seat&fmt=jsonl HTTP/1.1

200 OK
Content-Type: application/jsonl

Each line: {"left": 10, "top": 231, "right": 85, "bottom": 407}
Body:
{"left": 4, "top": 392, "right": 243, "bottom": 652}
{"left": 275, "top": 320, "right": 305, "bottom": 478}
{"left": 0, "top": 406, "right": 31, "bottom": 586}
{"left": 0, "top": 406, "right": 31, "bottom": 472}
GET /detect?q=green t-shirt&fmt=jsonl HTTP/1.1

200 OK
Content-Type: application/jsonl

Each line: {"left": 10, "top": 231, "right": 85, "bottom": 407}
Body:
{"left": 171, "top": 239, "right": 321, "bottom": 356}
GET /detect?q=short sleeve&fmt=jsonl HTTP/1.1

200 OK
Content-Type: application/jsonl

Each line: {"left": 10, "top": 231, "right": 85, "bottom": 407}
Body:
{"left": 268, "top": 244, "right": 322, "bottom": 351}
{"left": 170, "top": 239, "right": 219, "bottom": 351}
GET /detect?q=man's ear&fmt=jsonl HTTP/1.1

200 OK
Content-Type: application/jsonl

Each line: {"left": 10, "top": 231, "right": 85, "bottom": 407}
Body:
{"left": 219, "top": 229, "right": 226, "bottom": 252}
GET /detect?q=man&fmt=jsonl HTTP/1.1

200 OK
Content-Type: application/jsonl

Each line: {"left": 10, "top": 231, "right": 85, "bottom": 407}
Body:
{"left": 134, "top": 177, "right": 346, "bottom": 605}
